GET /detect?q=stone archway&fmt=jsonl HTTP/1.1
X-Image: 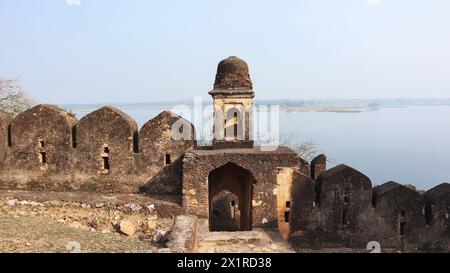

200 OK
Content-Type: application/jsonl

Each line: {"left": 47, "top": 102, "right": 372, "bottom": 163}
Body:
{"left": 208, "top": 162, "right": 255, "bottom": 231}
{"left": 210, "top": 191, "right": 240, "bottom": 231}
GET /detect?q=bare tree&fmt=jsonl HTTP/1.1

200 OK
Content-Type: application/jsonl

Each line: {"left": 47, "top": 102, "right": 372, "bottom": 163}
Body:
{"left": 279, "top": 134, "right": 320, "bottom": 162}
{"left": 0, "top": 77, "right": 34, "bottom": 115}
{"left": 258, "top": 133, "right": 321, "bottom": 162}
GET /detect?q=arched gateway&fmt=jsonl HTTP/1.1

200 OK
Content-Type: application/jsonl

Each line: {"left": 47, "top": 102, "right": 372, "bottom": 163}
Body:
{"left": 208, "top": 163, "right": 255, "bottom": 231}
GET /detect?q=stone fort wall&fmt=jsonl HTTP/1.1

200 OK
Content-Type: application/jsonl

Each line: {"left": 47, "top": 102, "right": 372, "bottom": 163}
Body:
{"left": 0, "top": 104, "right": 195, "bottom": 194}
{"left": 283, "top": 163, "right": 450, "bottom": 252}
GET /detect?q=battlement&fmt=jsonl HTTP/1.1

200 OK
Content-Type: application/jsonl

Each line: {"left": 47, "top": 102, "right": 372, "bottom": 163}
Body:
{"left": 0, "top": 104, "right": 195, "bottom": 194}
{"left": 283, "top": 162, "right": 450, "bottom": 251}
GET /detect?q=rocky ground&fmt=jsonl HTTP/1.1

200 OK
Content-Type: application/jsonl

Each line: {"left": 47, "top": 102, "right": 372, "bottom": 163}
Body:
{"left": 0, "top": 196, "right": 174, "bottom": 253}
{"left": 0, "top": 191, "right": 401, "bottom": 253}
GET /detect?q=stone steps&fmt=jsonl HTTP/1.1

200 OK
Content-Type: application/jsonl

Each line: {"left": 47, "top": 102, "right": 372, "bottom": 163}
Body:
{"left": 200, "top": 230, "right": 272, "bottom": 245}
{"left": 196, "top": 219, "right": 295, "bottom": 253}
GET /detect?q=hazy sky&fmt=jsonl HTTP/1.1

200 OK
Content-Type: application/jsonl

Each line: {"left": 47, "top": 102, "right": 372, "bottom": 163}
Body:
{"left": 1, "top": 0, "right": 449, "bottom": 104}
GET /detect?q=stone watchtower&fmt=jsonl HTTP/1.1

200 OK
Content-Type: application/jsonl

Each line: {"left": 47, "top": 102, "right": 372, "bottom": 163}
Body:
{"left": 182, "top": 56, "right": 303, "bottom": 232}
{"left": 209, "top": 56, "right": 254, "bottom": 149}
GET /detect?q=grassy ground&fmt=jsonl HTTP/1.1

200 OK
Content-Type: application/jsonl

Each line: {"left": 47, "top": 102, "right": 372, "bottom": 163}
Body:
{"left": 0, "top": 214, "right": 155, "bottom": 253}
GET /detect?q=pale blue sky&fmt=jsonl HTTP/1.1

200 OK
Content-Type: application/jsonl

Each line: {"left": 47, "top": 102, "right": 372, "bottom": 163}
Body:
{"left": 1, "top": 0, "right": 449, "bottom": 104}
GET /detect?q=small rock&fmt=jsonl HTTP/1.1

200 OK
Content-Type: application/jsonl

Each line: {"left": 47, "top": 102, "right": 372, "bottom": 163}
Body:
{"left": 57, "top": 219, "right": 66, "bottom": 224}
{"left": 47, "top": 200, "right": 62, "bottom": 207}
{"left": 119, "top": 216, "right": 141, "bottom": 236}
{"left": 146, "top": 204, "right": 155, "bottom": 211}
{"left": 6, "top": 199, "right": 17, "bottom": 206}
{"left": 111, "top": 220, "right": 120, "bottom": 230}
{"left": 31, "top": 201, "right": 41, "bottom": 207}
{"left": 119, "top": 222, "right": 135, "bottom": 236}
{"left": 95, "top": 203, "right": 105, "bottom": 208}
{"left": 131, "top": 204, "right": 143, "bottom": 212}
{"left": 25, "top": 242, "right": 31, "bottom": 247}
{"left": 152, "top": 231, "right": 163, "bottom": 243}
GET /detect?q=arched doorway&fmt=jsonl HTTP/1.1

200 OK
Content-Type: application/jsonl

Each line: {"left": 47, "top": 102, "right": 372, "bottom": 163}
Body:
{"left": 210, "top": 191, "right": 240, "bottom": 231}
{"left": 208, "top": 163, "right": 255, "bottom": 231}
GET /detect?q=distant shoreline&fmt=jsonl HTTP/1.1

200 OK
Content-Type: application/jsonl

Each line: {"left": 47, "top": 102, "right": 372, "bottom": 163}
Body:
{"left": 64, "top": 104, "right": 450, "bottom": 115}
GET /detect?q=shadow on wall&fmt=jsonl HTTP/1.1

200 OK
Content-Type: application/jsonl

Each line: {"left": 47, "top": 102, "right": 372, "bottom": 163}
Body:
{"left": 138, "top": 156, "right": 184, "bottom": 195}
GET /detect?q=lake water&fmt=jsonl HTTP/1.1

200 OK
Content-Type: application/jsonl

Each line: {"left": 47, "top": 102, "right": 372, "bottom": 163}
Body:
{"left": 70, "top": 105, "right": 450, "bottom": 190}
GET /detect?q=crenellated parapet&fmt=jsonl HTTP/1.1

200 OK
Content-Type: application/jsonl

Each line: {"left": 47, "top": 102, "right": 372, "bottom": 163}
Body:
{"left": 0, "top": 104, "right": 194, "bottom": 194}
{"left": 283, "top": 161, "right": 450, "bottom": 251}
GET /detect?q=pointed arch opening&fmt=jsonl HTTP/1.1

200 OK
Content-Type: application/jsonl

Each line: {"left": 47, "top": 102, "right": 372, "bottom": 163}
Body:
{"left": 208, "top": 162, "right": 255, "bottom": 231}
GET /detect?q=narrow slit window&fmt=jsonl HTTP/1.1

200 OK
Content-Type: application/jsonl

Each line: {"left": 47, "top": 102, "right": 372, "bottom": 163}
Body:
{"left": 38, "top": 140, "right": 46, "bottom": 164}
{"left": 233, "top": 112, "right": 238, "bottom": 139}
{"left": 223, "top": 119, "right": 227, "bottom": 139}
{"left": 39, "top": 151, "right": 46, "bottom": 164}
{"left": 71, "top": 126, "right": 77, "bottom": 148}
{"left": 342, "top": 209, "right": 348, "bottom": 225}
{"left": 103, "top": 157, "right": 110, "bottom": 170}
{"left": 400, "top": 222, "right": 406, "bottom": 235}
{"left": 284, "top": 211, "right": 290, "bottom": 223}
{"left": 102, "top": 145, "right": 110, "bottom": 170}
{"left": 230, "top": 200, "right": 236, "bottom": 219}
{"left": 399, "top": 210, "right": 406, "bottom": 235}
{"left": 7, "top": 124, "right": 12, "bottom": 147}
{"left": 165, "top": 154, "right": 171, "bottom": 165}
{"left": 286, "top": 201, "right": 291, "bottom": 208}
{"left": 132, "top": 131, "right": 139, "bottom": 153}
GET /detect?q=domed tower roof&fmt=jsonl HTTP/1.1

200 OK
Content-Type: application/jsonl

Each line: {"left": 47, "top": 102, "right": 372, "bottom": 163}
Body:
{"left": 210, "top": 56, "right": 254, "bottom": 96}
